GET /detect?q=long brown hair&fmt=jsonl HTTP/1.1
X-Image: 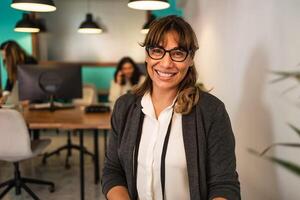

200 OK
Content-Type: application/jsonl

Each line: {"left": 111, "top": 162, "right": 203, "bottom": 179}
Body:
{"left": 0, "top": 41, "right": 27, "bottom": 83}
{"left": 133, "top": 15, "right": 202, "bottom": 115}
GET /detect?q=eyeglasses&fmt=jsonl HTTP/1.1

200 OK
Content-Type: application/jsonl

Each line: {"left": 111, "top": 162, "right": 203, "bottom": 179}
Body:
{"left": 146, "top": 46, "right": 189, "bottom": 62}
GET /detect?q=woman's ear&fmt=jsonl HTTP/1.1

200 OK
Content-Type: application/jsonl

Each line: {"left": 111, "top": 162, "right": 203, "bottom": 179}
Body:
{"left": 188, "top": 59, "right": 194, "bottom": 67}
{"left": 145, "top": 55, "right": 151, "bottom": 65}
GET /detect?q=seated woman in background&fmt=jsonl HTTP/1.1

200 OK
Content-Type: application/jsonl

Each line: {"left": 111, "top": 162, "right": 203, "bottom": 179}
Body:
{"left": 108, "top": 56, "right": 145, "bottom": 107}
{"left": 0, "top": 40, "right": 37, "bottom": 106}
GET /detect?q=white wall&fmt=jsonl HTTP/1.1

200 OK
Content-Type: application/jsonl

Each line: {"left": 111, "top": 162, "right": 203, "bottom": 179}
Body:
{"left": 184, "top": 0, "right": 300, "bottom": 199}
{"left": 39, "top": 0, "right": 146, "bottom": 62}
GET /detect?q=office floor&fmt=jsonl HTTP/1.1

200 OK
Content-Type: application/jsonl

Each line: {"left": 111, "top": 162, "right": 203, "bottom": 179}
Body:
{"left": 0, "top": 131, "right": 107, "bottom": 200}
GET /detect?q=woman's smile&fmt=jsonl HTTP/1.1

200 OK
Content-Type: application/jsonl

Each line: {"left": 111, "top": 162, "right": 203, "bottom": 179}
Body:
{"left": 154, "top": 68, "right": 178, "bottom": 78}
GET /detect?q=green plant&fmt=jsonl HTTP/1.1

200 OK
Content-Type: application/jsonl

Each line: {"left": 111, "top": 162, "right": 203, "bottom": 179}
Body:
{"left": 248, "top": 70, "right": 300, "bottom": 177}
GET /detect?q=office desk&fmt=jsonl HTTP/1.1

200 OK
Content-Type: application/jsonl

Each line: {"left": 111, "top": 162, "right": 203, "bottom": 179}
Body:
{"left": 22, "top": 107, "right": 111, "bottom": 200}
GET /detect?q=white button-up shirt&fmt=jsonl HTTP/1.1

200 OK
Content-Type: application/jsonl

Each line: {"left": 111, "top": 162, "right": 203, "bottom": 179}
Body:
{"left": 137, "top": 93, "right": 190, "bottom": 200}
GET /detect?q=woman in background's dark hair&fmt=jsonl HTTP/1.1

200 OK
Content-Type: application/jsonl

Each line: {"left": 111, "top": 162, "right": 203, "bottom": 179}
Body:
{"left": 109, "top": 56, "right": 145, "bottom": 107}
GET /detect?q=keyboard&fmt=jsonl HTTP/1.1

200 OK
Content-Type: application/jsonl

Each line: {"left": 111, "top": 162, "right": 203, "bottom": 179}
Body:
{"left": 85, "top": 104, "right": 110, "bottom": 113}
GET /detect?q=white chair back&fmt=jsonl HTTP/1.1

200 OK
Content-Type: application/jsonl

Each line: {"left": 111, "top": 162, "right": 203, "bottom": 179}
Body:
{"left": 0, "top": 109, "right": 32, "bottom": 159}
{"left": 73, "top": 84, "right": 98, "bottom": 106}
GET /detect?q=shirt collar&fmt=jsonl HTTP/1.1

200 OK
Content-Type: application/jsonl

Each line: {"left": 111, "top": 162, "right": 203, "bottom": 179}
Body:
{"left": 141, "top": 92, "right": 156, "bottom": 119}
{"left": 141, "top": 92, "right": 178, "bottom": 119}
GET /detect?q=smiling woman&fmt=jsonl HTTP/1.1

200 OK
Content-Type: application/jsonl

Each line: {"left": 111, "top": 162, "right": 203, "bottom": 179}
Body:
{"left": 102, "top": 15, "right": 241, "bottom": 200}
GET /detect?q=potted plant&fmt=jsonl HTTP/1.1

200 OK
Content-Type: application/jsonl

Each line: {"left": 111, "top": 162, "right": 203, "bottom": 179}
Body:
{"left": 249, "top": 70, "right": 300, "bottom": 177}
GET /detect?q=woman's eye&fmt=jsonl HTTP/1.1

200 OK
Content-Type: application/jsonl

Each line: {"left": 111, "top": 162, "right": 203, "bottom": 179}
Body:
{"left": 151, "top": 48, "right": 164, "bottom": 54}
{"left": 172, "top": 50, "right": 185, "bottom": 57}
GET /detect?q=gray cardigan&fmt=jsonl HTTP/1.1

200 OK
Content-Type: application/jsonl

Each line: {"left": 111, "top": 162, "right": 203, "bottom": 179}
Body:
{"left": 102, "top": 91, "right": 241, "bottom": 200}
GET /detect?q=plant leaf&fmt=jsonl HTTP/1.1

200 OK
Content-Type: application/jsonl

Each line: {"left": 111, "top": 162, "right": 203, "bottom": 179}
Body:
{"left": 259, "top": 143, "right": 300, "bottom": 156}
{"left": 270, "top": 76, "right": 290, "bottom": 84}
{"left": 248, "top": 148, "right": 300, "bottom": 176}
{"left": 247, "top": 148, "right": 261, "bottom": 156}
{"left": 271, "top": 71, "right": 300, "bottom": 83}
{"left": 248, "top": 149, "right": 300, "bottom": 176}
{"left": 281, "top": 84, "right": 299, "bottom": 95}
{"left": 288, "top": 123, "right": 300, "bottom": 137}
{"left": 266, "top": 156, "right": 300, "bottom": 176}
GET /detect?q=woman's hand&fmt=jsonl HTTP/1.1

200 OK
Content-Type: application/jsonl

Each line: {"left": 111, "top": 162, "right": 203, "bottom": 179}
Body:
{"left": 107, "top": 186, "right": 131, "bottom": 200}
{"left": 116, "top": 71, "right": 124, "bottom": 85}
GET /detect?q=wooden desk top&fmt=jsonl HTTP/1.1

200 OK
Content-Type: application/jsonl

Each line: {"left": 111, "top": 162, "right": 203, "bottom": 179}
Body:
{"left": 22, "top": 106, "right": 111, "bottom": 130}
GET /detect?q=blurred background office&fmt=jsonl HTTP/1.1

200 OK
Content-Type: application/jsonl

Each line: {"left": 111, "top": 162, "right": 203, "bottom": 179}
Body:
{"left": 0, "top": 0, "right": 300, "bottom": 200}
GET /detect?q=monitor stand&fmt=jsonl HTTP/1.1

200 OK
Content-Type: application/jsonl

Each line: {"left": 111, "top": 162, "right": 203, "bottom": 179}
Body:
{"left": 29, "top": 95, "right": 74, "bottom": 111}
{"left": 48, "top": 95, "right": 74, "bottom": 112}
{"left": 49, "top": 95, "right": 55, "bottom": 112}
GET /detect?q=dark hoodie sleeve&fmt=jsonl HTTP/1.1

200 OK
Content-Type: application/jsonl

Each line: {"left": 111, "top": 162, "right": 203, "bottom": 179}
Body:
{"left": 101, "top": 97, "right": 128, "bottom": 197}
{"left": 206, "top": 102, "right": 241, "bottom": 200}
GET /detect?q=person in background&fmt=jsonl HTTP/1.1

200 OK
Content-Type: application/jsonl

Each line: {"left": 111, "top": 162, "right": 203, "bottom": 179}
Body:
{"left": 0, "top": 40, "right": 37, "bottom": 106}
{"left": 108, "top": 56, "right": 145, "bottom": 107}
{"left": 102, "top": 15, "right": 240, "bottom": 200}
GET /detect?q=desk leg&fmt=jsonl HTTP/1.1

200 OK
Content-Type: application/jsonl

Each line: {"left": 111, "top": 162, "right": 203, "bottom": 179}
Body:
{"left": 31, "top": 130, "right": 40, "bottom": 140}
{"left": 93, "top": 130, "right": 99, "bottom": 184}
{"left": 79, "top": 130, "right": 85, "bottom": 200}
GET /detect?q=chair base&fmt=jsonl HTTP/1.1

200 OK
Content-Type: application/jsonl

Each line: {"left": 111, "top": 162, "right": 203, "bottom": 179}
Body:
{"left": 0, "top": 163, "right": 55, "bottom": 200}
{"left": 42, "top": 131, "right": 94, "bottom": 169}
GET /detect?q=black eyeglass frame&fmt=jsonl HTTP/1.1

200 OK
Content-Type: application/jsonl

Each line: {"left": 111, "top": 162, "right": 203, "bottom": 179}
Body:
{"left": 145, "top": 46, "right": 191, "bottom": 62}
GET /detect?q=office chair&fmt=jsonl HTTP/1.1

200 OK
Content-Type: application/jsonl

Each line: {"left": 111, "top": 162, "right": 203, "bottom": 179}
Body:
{"left": 42, "top": 84, "right": 97, "bottom": 169}
{"left": 0, "top": 109, "right": 55, "bottom": 200}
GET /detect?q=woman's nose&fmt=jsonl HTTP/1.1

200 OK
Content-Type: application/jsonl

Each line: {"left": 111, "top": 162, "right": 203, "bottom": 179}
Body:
{"left": 160, "top": 52, "right": 173, "bottom": 67}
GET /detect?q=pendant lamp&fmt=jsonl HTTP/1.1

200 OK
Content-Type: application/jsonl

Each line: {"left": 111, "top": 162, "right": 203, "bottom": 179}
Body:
{"left": 14, "top": 13, "right": 40, "bottom": 33}
{"left": 35, "top": 18, "right": 47, "bottom": 32}
{"left": 11, "top": 0, "right": 56, "bottom": 12}
{"left": 141, "top": 14, "right": 156, "bottom": 34}
{"left": 128, "top": 0, "right": 170, "bottom": 10}
{"left": 78, "top": 13, "right": 102, "bottom": 34}
{"left": 78, "top": 0, "right": 102, "bottom": 34}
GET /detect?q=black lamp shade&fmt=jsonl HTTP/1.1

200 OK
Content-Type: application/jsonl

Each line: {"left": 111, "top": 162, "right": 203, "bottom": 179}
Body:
{"left": 14, "top": 13, "right": 40, "bottom": 33}
{"left": 36, "top": 18, "right": 47, "bottom": 32}
{"left": 128, "top": 0, "right": 170, "bottom": 10}
{"left": 141, "top": 14, "right": 156, "bottom": 34}
{"left": 78, "top": 13, "right": 102, "bottom": 34}
{"left": 11, "top": 0, "right": 56, "bottom": 12}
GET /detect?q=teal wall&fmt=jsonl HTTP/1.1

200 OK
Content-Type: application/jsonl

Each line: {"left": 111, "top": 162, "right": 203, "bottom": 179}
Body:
{"left": 152, "top": 0, "right": 183, "bottom": 17}
{"left": 82, "top": 66, "right": 115, "bottom": 90}
{"left": 0, "top": 0, "right": 32, "bottom": 89}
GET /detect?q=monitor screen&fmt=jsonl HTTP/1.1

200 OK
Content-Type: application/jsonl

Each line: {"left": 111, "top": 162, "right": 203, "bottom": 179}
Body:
{"left": 18, "top": 64, "right": 82, "bottom": 101}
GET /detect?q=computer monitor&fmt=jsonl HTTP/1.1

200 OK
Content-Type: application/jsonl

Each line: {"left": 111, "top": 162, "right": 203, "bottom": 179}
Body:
{"left": 18, "top": 64, "right": 82, "bottom": 110}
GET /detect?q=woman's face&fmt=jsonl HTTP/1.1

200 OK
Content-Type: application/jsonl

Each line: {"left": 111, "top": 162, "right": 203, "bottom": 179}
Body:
{"left": 146, "top": 31, "right": 193, "bottom": 93}
{"left": 121, "top": 62, "right": 134, "bottom": 79}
